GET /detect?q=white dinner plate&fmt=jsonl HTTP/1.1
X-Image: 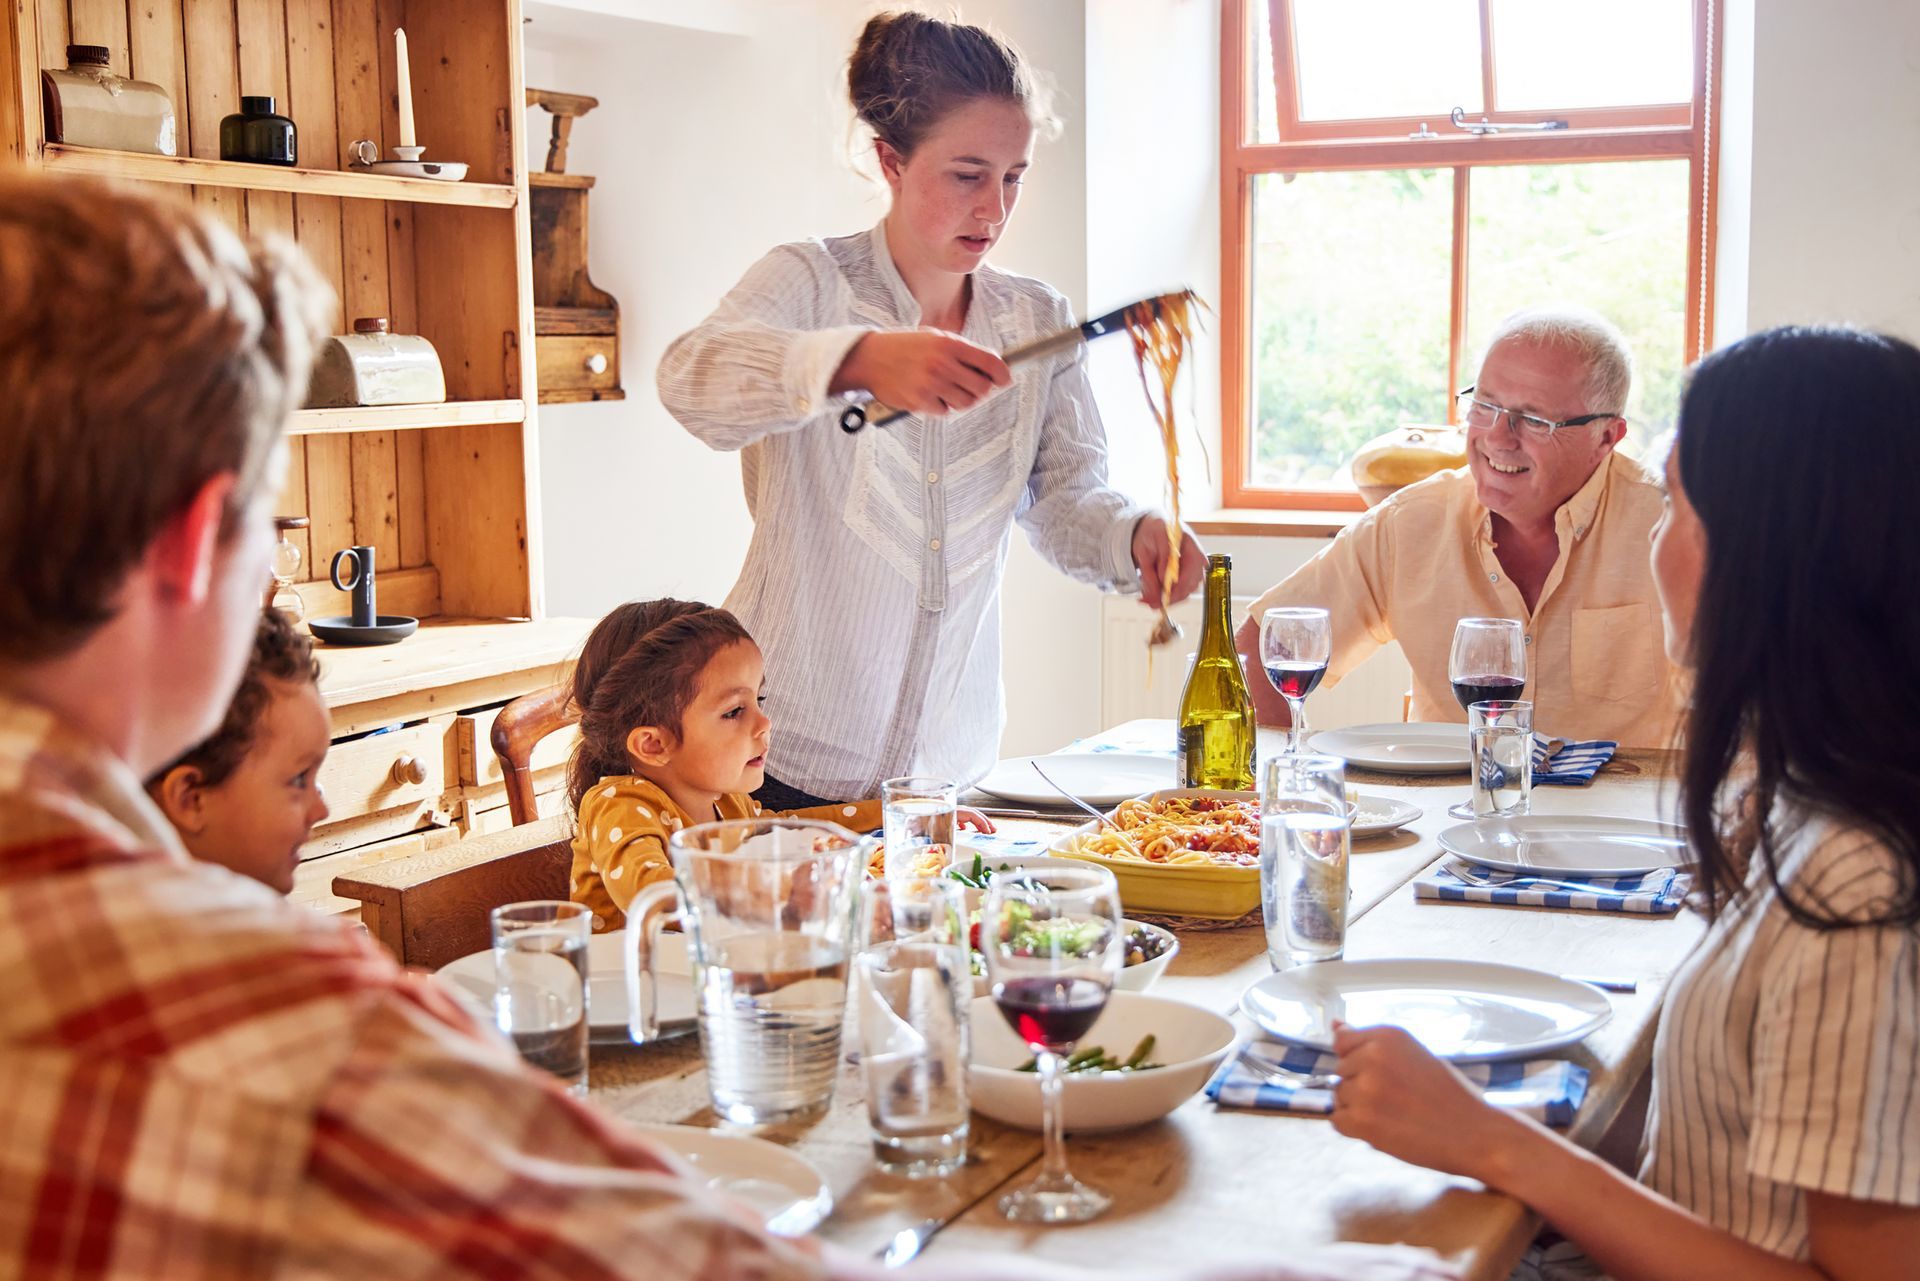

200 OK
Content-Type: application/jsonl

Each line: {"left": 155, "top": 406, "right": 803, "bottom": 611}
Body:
{"left": 1349, "top": 793, "right": 1423, "bottom": 839}
{"left": 974, "top": 752, "right": 1177, "bottom": 806}
{"left": 629, "top": 1123, "right": 832, "bottom": 1236}
{"left": 436, "top": 930, "right": 695, "bottom": 1044}
{"left": 1240, "top": 959, "right": 1612, "bottom": 1063}
{"left": 1310, "top": 724, "right": 1471, "bottom": 774}
{"left": 1439, "top": 815, "right": 1691, "bottom": 877}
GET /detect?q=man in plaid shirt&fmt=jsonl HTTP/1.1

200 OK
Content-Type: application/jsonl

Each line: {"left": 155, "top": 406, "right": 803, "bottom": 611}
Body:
{"left": 0, "top": 179, "right": 1448, "bottom": 1281}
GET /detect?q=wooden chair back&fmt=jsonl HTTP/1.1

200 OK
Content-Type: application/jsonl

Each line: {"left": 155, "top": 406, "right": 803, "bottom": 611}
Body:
{"left": 332, "top": 815, "right": 574, "bottom": 970}
{"left": 490, "top": 684, "right": 580, "bottom": 827}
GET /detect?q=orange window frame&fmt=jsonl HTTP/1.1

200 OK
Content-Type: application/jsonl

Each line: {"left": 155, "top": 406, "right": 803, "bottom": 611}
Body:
{"left": 1219, "top": 0, "right": 1722, "bottom": 511}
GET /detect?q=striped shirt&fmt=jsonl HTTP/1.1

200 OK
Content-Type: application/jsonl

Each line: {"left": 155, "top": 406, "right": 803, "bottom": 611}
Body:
{"left": 657, "top": 223, "right": 1150, "bottom": 801}
{"left": 1643, "top": 814, "right": 1920, "bottom": 1257}
{"left": 0, "top": 692, "right": 824, "bottom": 1280}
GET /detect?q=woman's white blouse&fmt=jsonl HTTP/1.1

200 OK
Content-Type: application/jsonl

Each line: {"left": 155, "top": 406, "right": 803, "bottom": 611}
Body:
{"left": 657, "top": 224, "right": 1150, "bottom": 800}
{"left": 1643, "top": 815, "right": 1920, "bottom": 1258}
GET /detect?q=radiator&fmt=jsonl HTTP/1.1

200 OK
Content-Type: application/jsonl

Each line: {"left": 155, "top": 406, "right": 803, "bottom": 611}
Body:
{"left": 1098, "top": 595, "right": 1413, "bottom": 732}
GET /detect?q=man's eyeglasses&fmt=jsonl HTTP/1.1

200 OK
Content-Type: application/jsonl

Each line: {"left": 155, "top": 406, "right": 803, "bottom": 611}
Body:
{"left": 1456, "top": 387, "right": 1623, "bottom": 440}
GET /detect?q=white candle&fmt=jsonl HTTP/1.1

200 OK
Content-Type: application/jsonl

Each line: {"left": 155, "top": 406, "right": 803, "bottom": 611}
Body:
{"left": 394, "top": 27, "right": 416, "bottom": 149}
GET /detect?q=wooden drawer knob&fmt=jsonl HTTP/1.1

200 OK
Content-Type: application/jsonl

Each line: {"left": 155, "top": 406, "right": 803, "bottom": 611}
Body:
{"left": 584, "top": 351, "right": 608, "bottom": 375}
{"left": 390, "top": 754, "right": 428, "bottom": 786}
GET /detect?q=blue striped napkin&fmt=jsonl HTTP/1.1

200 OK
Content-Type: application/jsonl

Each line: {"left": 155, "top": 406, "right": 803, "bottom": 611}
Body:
{"left": 1532, "top": 734, "right": 1615, "bottom": 785}
{"left": 1416, "top": 859, "right": 1691, "bottom": 914}
{"left": 1207, "top": 1040, "right": 1588, "bottom": 1126}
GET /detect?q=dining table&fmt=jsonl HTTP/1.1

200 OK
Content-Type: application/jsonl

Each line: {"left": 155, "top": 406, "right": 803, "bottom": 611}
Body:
{"left": 584, "top": 718, "right": 1704, "bottom": 1280}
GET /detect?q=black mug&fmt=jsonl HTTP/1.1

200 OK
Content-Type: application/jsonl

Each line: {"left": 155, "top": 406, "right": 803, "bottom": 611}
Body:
{"left": 330, "top": 545, "right": 378, "bottom": 628}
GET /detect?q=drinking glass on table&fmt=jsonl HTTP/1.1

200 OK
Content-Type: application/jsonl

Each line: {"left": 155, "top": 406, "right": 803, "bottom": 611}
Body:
{"left": 855, "top": 877, "right": 971, "bottom": 1177}
{"left": 981, "top": 864, "right": 1124, "bottom": 1223}
{"left": 492, "top": 900, "right": 592, "bottom": 1095}
{"left": 624, "top": 818, "right": 865, "bottom": 1126}
{"left": 1448, "top": 617, "right": 1527, "bottom": 817}
{"left": 1260, "top": 754, "right": 1350, "bottom": 971}
{"left": 1261, "top": 607, "right": 1332, "bottom": 754}
{"left": 1470, "top": 699, "right": 1533, "bottom": 819}
{"left": 882, "top": 776, "right": 958, "bottom": 880}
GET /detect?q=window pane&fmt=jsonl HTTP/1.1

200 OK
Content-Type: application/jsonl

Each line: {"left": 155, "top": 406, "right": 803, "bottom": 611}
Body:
{"left": 1249, "top": 170, "right": 1453, "bottom": 491}
{"left": 1464, "top": 161, "right": 1691, "bottom": 455}
{"left": 1490, "top": 0, "right": 1692, "bottom": 112}
{"left": 1293, "top": 0, "right": 1482, "bottom": 123}
{"left": 1252, "top": 0, "right": 1279, "bottom": 143}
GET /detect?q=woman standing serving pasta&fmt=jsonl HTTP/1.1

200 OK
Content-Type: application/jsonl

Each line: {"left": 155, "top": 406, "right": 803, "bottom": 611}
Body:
{"left": 658, "top": 11, "right": 1201, "bottom": 808}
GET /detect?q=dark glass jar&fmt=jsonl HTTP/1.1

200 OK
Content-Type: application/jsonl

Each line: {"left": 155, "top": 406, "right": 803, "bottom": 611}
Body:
{"left": 220, "top": 95, "right": 296, "bottom": 166}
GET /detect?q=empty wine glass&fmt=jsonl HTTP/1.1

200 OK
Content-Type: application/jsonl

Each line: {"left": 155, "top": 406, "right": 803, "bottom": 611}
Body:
{"left": 1447, "top": 618, "right": 1526, "bottom": 817}
{"left": 1261, "top": 607, "right": 1332, "bottom": 754}
{"left": 981, "top": 863, "right": 1123, "bottom": 1223}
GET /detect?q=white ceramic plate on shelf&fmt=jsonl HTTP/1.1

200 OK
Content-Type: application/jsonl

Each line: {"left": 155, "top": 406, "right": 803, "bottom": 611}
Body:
{"left": 1439, "top": 815, "right": 1691, "bottom": 877}
{"left": 436, "top": 930, "right": 696, "bottom": 1044}
{"left": 629, "top": 1123, "right": 832, "bottom": 1236}
{"left": 1348, "top": 793, "right": 1423, "bottom": 839}
{"left": 974, "top": 752, "right": 1176, "bottom": 806}
{"left": 1240, "top": 959, "right": 1612, "bottom": 1063}
{"left": 1309, "top": 724, "right": 1471, "bottom": 774}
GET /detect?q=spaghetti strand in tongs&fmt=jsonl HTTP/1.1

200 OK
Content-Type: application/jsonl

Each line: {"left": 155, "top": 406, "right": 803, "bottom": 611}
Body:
{"left": 1121, "top": 289, "right": 1205, "bottom": 649}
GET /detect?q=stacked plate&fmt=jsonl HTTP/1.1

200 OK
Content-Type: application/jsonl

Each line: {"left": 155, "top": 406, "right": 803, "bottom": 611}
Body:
{"left": 1439, "top": 815, "right": 1690, "bottom": 877}
{"left": 1309, "top": 723, "right": 1471, "bottom": 774}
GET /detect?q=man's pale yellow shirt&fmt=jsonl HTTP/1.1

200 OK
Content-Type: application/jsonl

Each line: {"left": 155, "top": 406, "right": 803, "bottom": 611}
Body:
{"left": 1246, "top": 452, "right": 1684, "bottom": 748}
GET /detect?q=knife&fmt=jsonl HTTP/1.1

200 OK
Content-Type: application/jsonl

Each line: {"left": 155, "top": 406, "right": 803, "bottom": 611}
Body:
{"left": 838, "top": 291, "right": 1182, "bottom": 433}
{"left": 876, "top": 1218, "right": 942, "bottom": 1268}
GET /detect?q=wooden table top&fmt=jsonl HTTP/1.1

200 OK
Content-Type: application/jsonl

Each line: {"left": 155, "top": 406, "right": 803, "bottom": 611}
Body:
{"left": 586, "top": 746, "right": 1700, "bottom": 1280}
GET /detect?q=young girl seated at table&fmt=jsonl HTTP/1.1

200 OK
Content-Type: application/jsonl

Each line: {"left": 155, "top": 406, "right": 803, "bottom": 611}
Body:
{"left": 566, "top": 599, "right": 990, "bottom": 933}
{"left": 146, "top": 607, "right": 332, "bottom": 894}
{"left": 1329, "top": 326, "right": 1920, "bottom": 1280}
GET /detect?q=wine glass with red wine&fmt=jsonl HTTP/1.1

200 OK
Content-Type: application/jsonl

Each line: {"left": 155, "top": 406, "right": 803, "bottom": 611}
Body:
{"left": 981, "top": 863, "right": 1124, "bottom": 1223}
{"left": 1261, "top": 606, "right": 1333, "bottom": 755}
{"left": 1448, "top": 617, "right": 1527, "bottom": 817}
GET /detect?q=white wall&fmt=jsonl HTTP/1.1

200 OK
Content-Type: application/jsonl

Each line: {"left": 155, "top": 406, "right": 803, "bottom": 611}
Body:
{"left": 1721, "top": 0, "right": 1920, "bottom": 343}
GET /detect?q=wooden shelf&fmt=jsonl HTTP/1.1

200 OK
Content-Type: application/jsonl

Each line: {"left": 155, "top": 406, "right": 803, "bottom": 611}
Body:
{"left": 290, "top": 400, "right": 528, "bottom": 436}
{"left": 317, "top": 616, "right": 594, "bottom": 738}
{"left": 40, "top": 145, "right": 518, "bottom": 209}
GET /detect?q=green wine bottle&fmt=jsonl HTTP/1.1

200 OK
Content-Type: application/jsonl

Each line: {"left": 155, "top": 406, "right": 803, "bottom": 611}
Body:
{"left": 1178, "top": 553, "right": 1256, "bottom": 790}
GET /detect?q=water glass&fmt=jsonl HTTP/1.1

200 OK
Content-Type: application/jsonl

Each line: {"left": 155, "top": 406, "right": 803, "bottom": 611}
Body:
{"left": 882, "top": 776, "right": 958, "bottom": 880}
{"left": 855, "top": 878, "right": 971, "bottom": 1176}
{"left": 1260, "top": 755, "right": 1349, "bottom": 970}
{"left": 492, "top": 900, "right": 592, "bottom": 1095}
{"left": 1470, "top": 700, "right": 1533, "bottom": 818}
{"left": 624, "top": 818, "right": 866, "bottom": 1126}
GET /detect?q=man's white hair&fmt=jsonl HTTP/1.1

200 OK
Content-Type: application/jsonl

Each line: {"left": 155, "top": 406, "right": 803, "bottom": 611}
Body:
{"left": 1482, "top": 304, "right": 1634, "bottom": 418}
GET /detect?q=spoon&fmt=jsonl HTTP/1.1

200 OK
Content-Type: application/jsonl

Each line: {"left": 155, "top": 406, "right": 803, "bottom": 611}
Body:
{"left": 1029, "top": 761, "right": 1147, "bottom": 858}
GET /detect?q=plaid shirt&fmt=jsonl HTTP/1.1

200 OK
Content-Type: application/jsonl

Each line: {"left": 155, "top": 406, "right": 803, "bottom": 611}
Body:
{"left": 0, "top": 693, "right": 825, "bottom": 1281}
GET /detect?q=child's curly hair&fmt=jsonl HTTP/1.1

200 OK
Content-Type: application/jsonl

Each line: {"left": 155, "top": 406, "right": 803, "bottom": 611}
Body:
{"left": 565, "top": 599, "right": 753, "bottom": 812}
{"left": 149, "top": 608, "right": 321, "bottom": 788}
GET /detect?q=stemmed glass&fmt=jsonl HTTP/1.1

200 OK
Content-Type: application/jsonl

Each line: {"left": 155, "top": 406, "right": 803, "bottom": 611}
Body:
{"left": 981, "top": 863, "right": 1124, "bottom": 1223}
{"left": 1447, "top": 618, "right": 1527, "bottom": 817}
{"left": 1261, "top": 607, "right": 1332, "bottom": 754}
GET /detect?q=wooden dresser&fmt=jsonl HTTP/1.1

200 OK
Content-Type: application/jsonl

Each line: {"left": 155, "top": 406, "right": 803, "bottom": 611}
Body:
{"left": 3, "top": 0, "right": 586, "bottom": 918}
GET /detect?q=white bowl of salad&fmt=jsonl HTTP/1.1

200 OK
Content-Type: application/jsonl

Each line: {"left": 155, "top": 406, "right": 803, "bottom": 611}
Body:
{"left": 962, "top": 907, "right": 1177, "bottom": 998}
{"left": 966, "top": 990, "right": 1233, "bottom": 1132}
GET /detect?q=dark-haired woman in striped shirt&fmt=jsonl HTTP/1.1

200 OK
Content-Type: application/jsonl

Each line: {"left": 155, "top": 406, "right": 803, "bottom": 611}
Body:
{"left": 1329, "top": 325, "right": 1920, "bottom": 1280}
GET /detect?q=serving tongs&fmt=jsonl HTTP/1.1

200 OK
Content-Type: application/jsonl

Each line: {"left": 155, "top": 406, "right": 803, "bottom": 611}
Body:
{"left": 838, "top": 290, "right": 1185, "bottom": 433}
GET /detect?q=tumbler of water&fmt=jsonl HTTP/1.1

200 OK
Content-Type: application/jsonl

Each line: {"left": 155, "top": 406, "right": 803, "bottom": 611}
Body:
{"left": 856, "top": 877, "right": 971, "bottom": 1176}
{"left": 882, "top": 776, "right": 958, "bottom": 880}
{"left": 492, "top": 900, "right": 592, "bottom": 1095}
{"left": 1260, "top": 754, "right": 1350, "bottom": 970}
{"left": 1469, "top": 699, "right": 1533, "bottom": 819}
{"left": 625, "top": 818, "right": 867, "bottom": 1126}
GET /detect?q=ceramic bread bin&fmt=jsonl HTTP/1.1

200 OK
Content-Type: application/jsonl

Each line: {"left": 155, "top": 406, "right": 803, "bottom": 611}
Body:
{"left": 303, "top": 318, "right": 447, "bottom": 409}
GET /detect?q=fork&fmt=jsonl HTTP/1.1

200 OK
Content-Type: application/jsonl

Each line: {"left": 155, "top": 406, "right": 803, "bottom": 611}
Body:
{"left": 1445, "top": 860, "right": 1631, "bottom": 896}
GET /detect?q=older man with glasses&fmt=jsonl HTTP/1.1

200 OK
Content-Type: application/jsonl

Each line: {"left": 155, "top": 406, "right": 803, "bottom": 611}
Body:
{"left": 1237, "top": 305, "right": 1684, "bottom": 749}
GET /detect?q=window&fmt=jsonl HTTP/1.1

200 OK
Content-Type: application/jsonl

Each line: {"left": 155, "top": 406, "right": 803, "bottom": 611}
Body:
{"left": 1223, "top": 0, "right": 1719, "bottom": 509}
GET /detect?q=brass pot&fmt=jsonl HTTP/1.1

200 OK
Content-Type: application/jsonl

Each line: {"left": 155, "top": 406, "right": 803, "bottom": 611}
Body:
{"left": 1350, "top": 423, "right": 1469, "bottom": 507}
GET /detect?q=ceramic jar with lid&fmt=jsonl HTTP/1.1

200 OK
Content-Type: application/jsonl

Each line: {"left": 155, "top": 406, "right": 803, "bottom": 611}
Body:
{"left": 220, "top": 95, "right": 297, "bottom": 165}
{"left": 41, "top": 44, "right": 177, "bottom": 155}
{"left": 304, "top": 318, "right": 448, "bottom": 409}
